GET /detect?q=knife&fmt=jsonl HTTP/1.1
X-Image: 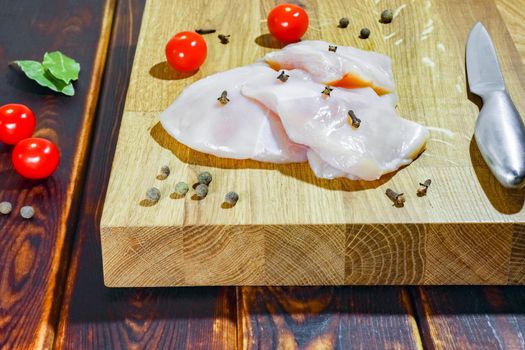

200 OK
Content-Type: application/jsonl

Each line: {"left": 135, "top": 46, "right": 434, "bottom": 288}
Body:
{"left": 466, "top": 22, "right": 525, "bottom": 189}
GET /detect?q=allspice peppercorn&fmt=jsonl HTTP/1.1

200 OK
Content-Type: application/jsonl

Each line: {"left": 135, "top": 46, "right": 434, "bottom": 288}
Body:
{"left": 174, "top": 182, "right": 189, "bottom": 196}
{"left": 195, "top": 184, "right": 208, "bottom": 198}
{"left": 20, "top": 206, "right": 35, "bottom": 219}
{"left": 0, "top": 201, "right": 12, "bottom": 215}
{"left": 146, "top": 187, "right": 161, "bottom": 202}
{"left": 338, "top": 17, "right": 349, "bottom": 28}
{"left": 158, "top": 165, "right": 170, "bottom": 180}
{"left": 359, "top": 28, "right": 371, "bottom": 39}
{"left": 380, "top": 9, "right": 394, "bottom": 23}
{"left": 224, "top": 191, "right": 239, "bottom": 206}
{"left": 197, "top": 171, "right": 212, "bottom": 185}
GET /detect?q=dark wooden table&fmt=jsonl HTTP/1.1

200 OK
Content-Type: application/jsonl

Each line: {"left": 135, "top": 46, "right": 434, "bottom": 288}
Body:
{"left": 1, "top": 0, "right": 525, "bottom": 349}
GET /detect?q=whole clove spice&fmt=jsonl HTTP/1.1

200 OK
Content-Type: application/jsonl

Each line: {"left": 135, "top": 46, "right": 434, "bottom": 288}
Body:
{"left": 174, "top": 182, "right": 189, "bottom": 196}
{"left": 224, "top": 191, "right": 239, "bottom": 206}
{"left": 417, "top": 179, "right": 432, "bottom": 197}
{"left": 386, "top": 188, "right": 405, "bottom": 207}
{"left": 0, "top": 201, "right": 12, "bottom": 215}
{"left": 347, "top": 110, "right": 361, "bottom": 128}
{"left": 197, "top": 171, "right": 213, "bottom": 185}
{"left": 195, "top": 184, "right": 208, "bottom": 198}
{"left": 380, "top": 9, "right": 394, "bottom": 23}
{"left": 359, "top": 28, "right": 371, "bottom": 39}
{"left": 338, "top": 17, "right": 349, "bottom": 28}
{"left": 146, "top": 187, "right": 161, "bottom": 202}
{"left": 277, "top": 71, "right": 289, "bottom": 82}
{"left": 195, "top": 28, "right": 216, "bottom": 35}
{"left": 218, "top": 34, "right": 230, "bottom": 44}
{"left": 218, "top": 91, "right": 230, "bottom": 105}
{"left": 328, "top": 45, "right": 338, "bottom": 52}
{"left": 20, "top": 206, "right": 35, "bottom": 219}
{"left": 158, "top": 165, "right": 170, "bottom": 180}
{"left": 321, "top": 86, "right": 334, "bottom": 96}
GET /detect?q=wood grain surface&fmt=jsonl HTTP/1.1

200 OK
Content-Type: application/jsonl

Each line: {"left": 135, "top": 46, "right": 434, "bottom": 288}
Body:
{"left": 411, "top": 4, "right": 525, "bottom": 349}
{"left": 55, "top": 0, "right": 236, "bottom": 348}
{"left": 413, "top": 287, "right": 525, "bottom": 350}
{"left": 1, "top": 0, "right": 524, "bottom": 349}
{"left": 55, "top": 0, "right": 525, "bottom": 349}
{"left": 55, "top": 0, "right": 422, "bottom": 348}
{"left": 496, "top": 0, "right": 525, "bottom": 62}
{"left": 54, "top": 1, "right": 424, "bottom": 348}
{"left": 101, "top": 0, "right": 525, "bottom": 286}
{"left": 238, "top": 287, "right": 423, "bottom": 350}
{"left": 0, "top": 0, "right": 115, "bottom": 348}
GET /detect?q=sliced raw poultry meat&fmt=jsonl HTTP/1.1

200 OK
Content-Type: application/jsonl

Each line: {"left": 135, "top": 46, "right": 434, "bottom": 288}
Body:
{"left": 160, "top": 64, "right": 308, "bottom": 163}
{"left": 242, "top": 67, "right": 429, "bottom": 180}
{"left": 263, "top": 40, "right": 395, "bottom": 95}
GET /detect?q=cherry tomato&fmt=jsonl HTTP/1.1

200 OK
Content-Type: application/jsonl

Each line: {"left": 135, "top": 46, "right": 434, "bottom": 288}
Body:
{"left": 267, "top": 3, "right": 309, "bottom": 43}
{"left": 0, "top": 104, "right": 36, "bottom": 145}
{"left": 165, "top": 31, "right": 207, "bottom": 72}
{"left": 12, "top": 138, "right": 60, "bottom": 179}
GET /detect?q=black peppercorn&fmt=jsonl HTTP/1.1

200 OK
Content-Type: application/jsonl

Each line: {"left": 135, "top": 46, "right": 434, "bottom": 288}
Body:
{"left": 380, "top": 9, "right": 394, "bottom": 23}
{"left": 359, "top": 28, "right": 371, "bottom": 39}
{"left": 338, "top": 17, "right": 349, "bottom": 28}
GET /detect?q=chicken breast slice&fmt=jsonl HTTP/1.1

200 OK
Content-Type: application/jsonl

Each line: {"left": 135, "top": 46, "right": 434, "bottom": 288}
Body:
{"left": 242, "top": 67, "right": 429, "bottom": 180}
{"left": 264, "top": 40, "right": 395, "bottom": 95}
{"left": 160, "top": 64, "right": 308, "bottom": 163}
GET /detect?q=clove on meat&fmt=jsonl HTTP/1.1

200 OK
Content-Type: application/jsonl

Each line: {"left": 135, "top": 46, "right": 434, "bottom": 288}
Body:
{"left": 347, "top": 110, "right": 361, "bottom": 128}
{"left": 218, "top": 91, "right": 230, "bottom": 105}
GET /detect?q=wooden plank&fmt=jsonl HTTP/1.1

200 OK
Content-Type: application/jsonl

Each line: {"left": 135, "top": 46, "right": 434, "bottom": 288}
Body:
{"left": 413, "top": 287, "right": 525, "bottom": 350}
{"left": 497, "top": 0, "right": 525, "bottom": 284}
{"left": 497, "top": 0, "right": 525, "bottom": 62}
{"left": 238, "top": 287, "right": 423, "bottom": 349}
{"left": 100, "top": 0, "right": 525, "bottom": 286}
{"left": 239, "top": 2, "right": 525, "bottom": 349}
{"left": 0, "top": 0, "right": 115, "bottom": 348}
{"left": 54, "top": 0, "right": 237, "bottom": 348}
{"left": 509, "top": 224, "right": 525, "bottom": 284}
{"left": 412, "top": 4, "right": 525, "bottom": 349}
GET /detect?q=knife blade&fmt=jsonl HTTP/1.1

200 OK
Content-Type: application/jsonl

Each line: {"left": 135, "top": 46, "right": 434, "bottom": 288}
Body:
{"left": 466, "top": 22, "right": 525, "bottom": 189}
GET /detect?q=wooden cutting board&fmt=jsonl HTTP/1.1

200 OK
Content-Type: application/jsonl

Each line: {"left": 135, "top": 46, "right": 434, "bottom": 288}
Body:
{"left": 100, "top": 0, "right": 525, "bottom": 286}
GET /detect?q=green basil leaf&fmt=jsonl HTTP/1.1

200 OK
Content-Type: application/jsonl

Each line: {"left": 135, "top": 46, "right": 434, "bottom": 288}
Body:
{"left": 14, "top": 60, "right": 75, "bottom": 96}
{"left": 42, "top": 51, "right": 80, "bottom": 84}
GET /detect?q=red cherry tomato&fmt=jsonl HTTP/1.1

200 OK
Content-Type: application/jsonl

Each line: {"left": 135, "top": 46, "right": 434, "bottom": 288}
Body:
{"left": 0, "top": 104, "right": 36, "bottom": 145}
{"left": 12, "top": 138, "right": 60, "bottom": 179}
{"left": 267, "top": 3, "right": 309, "bottom": 43}
{"left": 165, "top": 31, "right": 207, "bottom": 72}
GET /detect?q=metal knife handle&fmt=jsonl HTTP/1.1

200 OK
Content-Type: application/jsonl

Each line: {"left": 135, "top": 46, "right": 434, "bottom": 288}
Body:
{"left": 475, "top": 90, "right": 525, "bottom": 188}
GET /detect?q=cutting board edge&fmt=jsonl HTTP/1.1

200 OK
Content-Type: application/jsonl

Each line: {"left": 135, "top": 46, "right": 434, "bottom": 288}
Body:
{"left": 101, "top": 222, "right": 524, "bottom": 286}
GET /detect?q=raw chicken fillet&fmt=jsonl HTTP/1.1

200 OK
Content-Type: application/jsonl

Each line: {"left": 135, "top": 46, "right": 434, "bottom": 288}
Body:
{"left": 160, "top": 41, "right": 428, "bottom": 181}
{"left": 242, "top": 67, "right": 428, "bottom": 180}
{"left": 264, "top": 40, "right": 395, "bottom": 95}
{"left": 160, "top": 64, "right": 307, "bottom": 163}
